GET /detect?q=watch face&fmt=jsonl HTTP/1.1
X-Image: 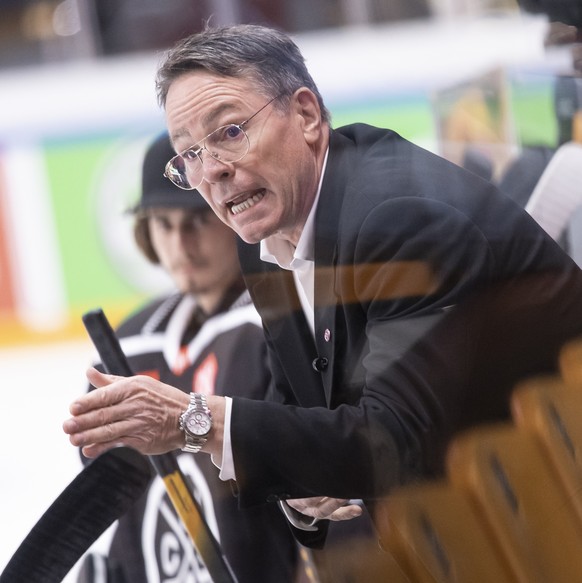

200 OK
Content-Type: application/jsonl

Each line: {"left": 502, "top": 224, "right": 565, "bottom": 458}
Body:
{"left": 186, "top": 411, "right": 211, "bottom": 436}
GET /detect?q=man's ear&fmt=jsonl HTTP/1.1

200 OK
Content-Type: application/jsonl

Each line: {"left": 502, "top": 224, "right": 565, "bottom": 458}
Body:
{"left": 291, "top": 87, "right": 324, "bottom": 145}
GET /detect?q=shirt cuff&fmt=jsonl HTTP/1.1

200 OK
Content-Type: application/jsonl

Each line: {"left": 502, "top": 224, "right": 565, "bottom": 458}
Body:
{"left": 215, "top": 396, "right": 236, "bottom": 481}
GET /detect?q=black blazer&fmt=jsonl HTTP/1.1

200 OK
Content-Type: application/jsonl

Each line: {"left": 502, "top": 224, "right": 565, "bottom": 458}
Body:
{"left": 232, "top": 123, "right": 582, "bottom": 537}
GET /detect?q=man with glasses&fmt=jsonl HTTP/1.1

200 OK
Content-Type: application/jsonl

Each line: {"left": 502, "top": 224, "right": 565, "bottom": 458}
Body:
{"left": 64, "top": 24, "right": 582, "bottom": 555}
{"left": 76, "top": 132, "right": 303, "bottom": 582}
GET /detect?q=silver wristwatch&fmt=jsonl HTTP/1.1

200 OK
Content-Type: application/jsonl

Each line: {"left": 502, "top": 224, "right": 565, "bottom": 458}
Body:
{"left": 179, "top": 393, "right": 212, "bottom": 453}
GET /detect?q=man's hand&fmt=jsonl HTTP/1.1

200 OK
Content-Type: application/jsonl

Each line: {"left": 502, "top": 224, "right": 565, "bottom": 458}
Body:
{"left": 62, "top": 368, "right": 225, "bottom": 458}
{"left": 286, "top": 496, "right": 363, "bottom": 521}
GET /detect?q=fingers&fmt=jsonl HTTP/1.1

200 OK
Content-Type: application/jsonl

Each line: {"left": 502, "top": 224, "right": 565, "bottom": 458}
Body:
{"left": 309, "top": 497, "right": 348, "bottom": 518}
{"left": 328, "top": 503, "right": 363, "bottom": 521}
{"left": 286, "top": 496, "right": 336, "bottom": 515}
{"left": 286, "top": 496, "right": 361, "bottom": 521}
{"left": 67, "top": 368, "right": 125, "bottom": 416}
{"left": 86, "top": 367, "right": 123, "bottom": 389}
{"left": 70, "top": 369, "right": 155, "bottom": 416}
{"left": 63, "top": 374, "right": 189, "bottom": 457}
{"left": 65, "top": 409, "right": 159, "bottom": 457}
{"left": 67, "top": 388, "right": 116, "bottom": 417}
{"left": 65, "top": 415, "right": 133, "bottom": 447}
{"left": 81, "top": 441, "right": 125, "bottom": 459}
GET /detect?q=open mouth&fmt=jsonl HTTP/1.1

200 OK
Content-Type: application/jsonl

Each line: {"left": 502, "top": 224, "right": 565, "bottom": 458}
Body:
{"left": 229, "top": 190, "right": 265, "bottom": 215}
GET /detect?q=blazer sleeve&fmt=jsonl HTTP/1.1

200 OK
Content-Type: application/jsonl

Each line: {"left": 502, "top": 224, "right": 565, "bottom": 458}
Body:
{"left": 231, "top": 185, "right": 582, "bottom": 516}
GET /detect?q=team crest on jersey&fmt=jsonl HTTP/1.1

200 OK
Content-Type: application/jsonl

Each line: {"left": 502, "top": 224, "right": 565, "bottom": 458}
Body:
{"left": 193, "top": 353, "right": 218, "bottom": 396}
{"left": 141, "top": 455, "right": 220, "bottom": 582}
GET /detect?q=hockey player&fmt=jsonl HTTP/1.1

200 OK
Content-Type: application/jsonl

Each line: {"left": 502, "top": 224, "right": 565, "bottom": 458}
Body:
{"left": 77, "top": 132, "right": 301, "bottom": 583}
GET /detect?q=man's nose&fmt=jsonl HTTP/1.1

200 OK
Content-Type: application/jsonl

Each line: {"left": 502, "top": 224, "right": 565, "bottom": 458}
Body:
{"left": 200, "top": 151, "right": 234, "bottom": 184}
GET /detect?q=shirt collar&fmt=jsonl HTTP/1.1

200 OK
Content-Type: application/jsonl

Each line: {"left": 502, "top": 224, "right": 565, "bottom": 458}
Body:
{"left": 260, "top": 148, "right": 329, "bottom": 269}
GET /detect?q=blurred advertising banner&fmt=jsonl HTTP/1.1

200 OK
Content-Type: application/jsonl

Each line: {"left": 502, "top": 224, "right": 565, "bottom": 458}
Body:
{"left": 0, "top": 17, "right": 561, "bottom": 346}
{"left": 0, "top": 131, "right": 173, "bottom": 345}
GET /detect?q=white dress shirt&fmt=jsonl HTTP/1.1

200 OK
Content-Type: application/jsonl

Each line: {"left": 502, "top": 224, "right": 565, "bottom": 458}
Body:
{"left": 216, "top": 151, "right": 328, "bottom": 482}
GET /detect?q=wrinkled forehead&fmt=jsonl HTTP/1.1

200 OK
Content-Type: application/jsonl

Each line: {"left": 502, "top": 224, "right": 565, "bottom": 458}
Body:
{"left": 165, "top": 72, "right": 263, "bottom": 147}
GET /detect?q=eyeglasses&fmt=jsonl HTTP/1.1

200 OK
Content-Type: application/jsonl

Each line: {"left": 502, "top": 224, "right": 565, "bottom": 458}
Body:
{"left": 164, "top": 94, "right": 281, "bottom": 191}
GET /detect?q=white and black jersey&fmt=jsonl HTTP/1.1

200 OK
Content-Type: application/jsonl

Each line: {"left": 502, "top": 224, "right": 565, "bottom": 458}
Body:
{"left": 82, "top": 290, "right": 300, "bottom": 583}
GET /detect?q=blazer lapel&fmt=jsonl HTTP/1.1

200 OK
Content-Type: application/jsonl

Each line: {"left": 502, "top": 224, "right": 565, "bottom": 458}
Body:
{"left": 244, "top": 259, "right": 327, "bottom": 408}
{"left": 312, "top": 131, "right": 351, "bottom": 406}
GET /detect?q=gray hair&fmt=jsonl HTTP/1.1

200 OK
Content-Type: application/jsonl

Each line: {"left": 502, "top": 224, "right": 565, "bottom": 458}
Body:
{"left": 155, "top": 24, "right": 330, "bottom": 124}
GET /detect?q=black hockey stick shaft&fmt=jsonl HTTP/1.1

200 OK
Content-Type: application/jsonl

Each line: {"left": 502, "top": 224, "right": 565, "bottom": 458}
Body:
{"left": 82, "top": 308, "right": 237, "bottom": 583}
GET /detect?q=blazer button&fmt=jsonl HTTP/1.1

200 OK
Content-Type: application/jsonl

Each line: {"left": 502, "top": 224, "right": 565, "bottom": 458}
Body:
{"left": 312, "top": 357, "right": 329, "bottom": 371}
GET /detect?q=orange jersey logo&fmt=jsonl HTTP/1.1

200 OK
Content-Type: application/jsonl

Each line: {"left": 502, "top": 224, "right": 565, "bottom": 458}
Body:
{"left": 193, "top": 353, "right": 218, "bottom": 396}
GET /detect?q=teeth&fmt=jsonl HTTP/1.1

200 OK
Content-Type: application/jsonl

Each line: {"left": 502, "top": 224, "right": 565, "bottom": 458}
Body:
{"left": 231, "top": 191, "right": 264, "bottom": 215}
